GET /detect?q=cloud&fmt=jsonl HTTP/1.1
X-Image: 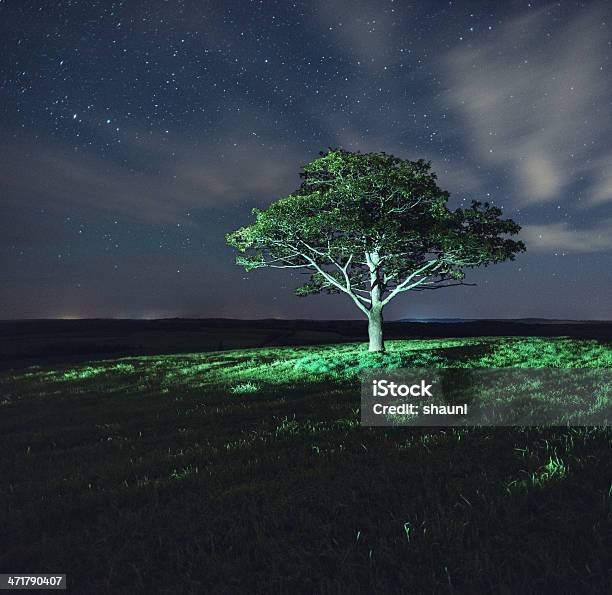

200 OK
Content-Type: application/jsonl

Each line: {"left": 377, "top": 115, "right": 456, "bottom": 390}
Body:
{"left": 441, "top": 4, "right": 612, "bottom": 207}
{"left": 313, "top": 0, "right": 399, "bottom": 73}
{"left": 432, "top": 160, "right": 483, "bottom": 194}
{"left": 583, "top": 154, "right": 612, "bottom": 206}
{"left": 521, "top": 220, "right": 612, "bottom": 253}
{"left": 0, "top": 120, "right": 309, "bottom": 224}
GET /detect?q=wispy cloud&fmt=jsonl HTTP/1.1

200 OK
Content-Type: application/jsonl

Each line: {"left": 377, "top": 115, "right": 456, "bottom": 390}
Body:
{"left": 441, "top": 4, "right": 612, "bottom": 207}
{"left": 521, "top": 219, "right": 612, "bottom": 253}
{"left": 0, "top": 118, "right": 308, "bottom": 224}
{"left": 313, "top": 0, "right": 400, "bottom": 73}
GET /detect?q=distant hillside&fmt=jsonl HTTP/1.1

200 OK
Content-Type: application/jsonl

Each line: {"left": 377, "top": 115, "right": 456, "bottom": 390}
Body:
{"left": 399, "top": 318, "right": 608, "bottom": 325}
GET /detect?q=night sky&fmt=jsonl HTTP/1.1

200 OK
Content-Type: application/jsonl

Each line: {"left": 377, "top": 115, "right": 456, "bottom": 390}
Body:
{"left": 1, "top": 0, "right": 610, "bottom": 320}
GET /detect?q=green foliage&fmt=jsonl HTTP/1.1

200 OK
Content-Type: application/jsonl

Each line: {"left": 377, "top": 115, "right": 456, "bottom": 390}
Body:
{"left": 227, "top": 149, "right": 525, "bottom": 308}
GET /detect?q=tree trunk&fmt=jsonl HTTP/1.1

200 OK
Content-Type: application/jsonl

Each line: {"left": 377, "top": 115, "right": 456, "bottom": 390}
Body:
{"left": 368, "top": 307, "right": 385, "bottom": 352}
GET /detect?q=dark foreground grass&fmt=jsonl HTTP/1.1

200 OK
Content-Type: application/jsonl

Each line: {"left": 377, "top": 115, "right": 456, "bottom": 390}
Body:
{"left": 1, "top": 337, "right": 611, "bottom": 593}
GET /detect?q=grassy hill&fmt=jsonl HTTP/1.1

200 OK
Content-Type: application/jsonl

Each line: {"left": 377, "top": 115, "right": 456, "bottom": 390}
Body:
{"left": 1, "top": 337, "right": 611, "bottom": 593}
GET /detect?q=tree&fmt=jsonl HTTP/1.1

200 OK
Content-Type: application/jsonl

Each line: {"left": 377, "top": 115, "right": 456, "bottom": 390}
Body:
{"left": 226, "top": 149, "right": 525, "bottom": 352}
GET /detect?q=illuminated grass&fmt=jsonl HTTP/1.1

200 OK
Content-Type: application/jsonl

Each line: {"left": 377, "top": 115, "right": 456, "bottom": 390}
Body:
{"left": 0, "top": 336, "right": 610, "bottom": 592}
{"left": 5, "top": 337, "right": 609, "bottom": 400}
{"left": 230, "top": 382, "right": 260, "bottom": 394}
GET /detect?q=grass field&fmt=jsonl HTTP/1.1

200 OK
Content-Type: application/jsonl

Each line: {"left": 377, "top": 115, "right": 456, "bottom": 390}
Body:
{"left": 1, "top": 337, "right": 611, "bottom": 593}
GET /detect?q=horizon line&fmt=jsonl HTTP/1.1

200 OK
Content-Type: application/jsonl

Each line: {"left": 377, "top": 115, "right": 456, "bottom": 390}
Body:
{"left": 1, "top": 316, "right": 610, "bottom": 323}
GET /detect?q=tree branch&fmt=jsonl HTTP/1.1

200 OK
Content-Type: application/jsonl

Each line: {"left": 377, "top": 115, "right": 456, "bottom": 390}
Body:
{"left": 411, "top": 282, "right": 476, "bottom": 291}
{"left": 381, "top": 259, "right": 444, "bottom": 305}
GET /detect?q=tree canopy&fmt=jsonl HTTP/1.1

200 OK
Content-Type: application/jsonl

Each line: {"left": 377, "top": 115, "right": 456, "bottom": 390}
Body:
{"left": 227, "top": 149, "right": 525, "bottom": 351}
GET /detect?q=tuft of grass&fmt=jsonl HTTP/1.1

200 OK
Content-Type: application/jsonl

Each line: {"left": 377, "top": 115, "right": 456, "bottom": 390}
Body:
{"left": 230, "top": 381, "right": 259, "bottom": 394}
